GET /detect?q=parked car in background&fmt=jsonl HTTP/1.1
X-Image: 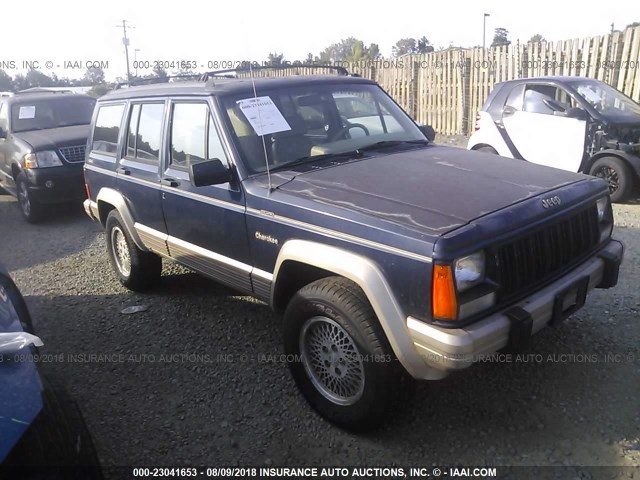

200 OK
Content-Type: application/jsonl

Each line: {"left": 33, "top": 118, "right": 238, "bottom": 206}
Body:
{"left": 0, "top": 91, "right": 96, "bottom": 222}
{"left": 468, "top": 76, "right": 640, "bottom": 202}
{"left": 0, "top": 264, "right": 101, "bottom": 478}
{"left": 83, "top": 68, "right": 622, "bottom": 430}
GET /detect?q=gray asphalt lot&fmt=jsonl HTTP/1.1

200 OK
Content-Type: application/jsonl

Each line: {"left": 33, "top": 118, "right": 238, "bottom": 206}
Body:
{"left": 0, "top": 173, "right": 638, "bottom": 478}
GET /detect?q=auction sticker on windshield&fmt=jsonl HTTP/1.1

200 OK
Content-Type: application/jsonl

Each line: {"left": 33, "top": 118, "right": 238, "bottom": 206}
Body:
{"left": 237, "top": 96, "right": 291, "bottom": 136}
{"left": 18, "top": 106, "right": 36, "bottom": 119}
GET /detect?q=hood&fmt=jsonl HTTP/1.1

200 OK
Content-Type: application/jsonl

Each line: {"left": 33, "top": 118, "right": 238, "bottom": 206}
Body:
{"left": 13, "top": 125, "right": 90, "bottom": 151}
{"left": 276, "top": 146, "right": 586, "bottom": 235}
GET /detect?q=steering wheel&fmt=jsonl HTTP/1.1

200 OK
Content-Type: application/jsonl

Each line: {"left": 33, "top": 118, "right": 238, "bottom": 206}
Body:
{"left": 329, "top": 122, "right": 370, "bottom": 141}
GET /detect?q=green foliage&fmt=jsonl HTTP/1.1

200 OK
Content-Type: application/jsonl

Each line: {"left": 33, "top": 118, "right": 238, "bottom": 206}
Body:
{"left": 84, "top": 66, "right": 105, "bottom": 85}
{"left": 318, "top": 37, "right": 380, "bottom": 62}
{"left": 529, "top": 34, "right": 545, "bottom": 43}
{"left": 626, "top": 21, "right": 640, "bottom": 28}
{"left": 87, "top": 84, "right": 112, "bottom": 97}
{"left": 267, "top": 52, "right": 285, "bottom": 66}
{"left": 392, "top": 37, "right": 433, "bottom": 56}
{"left": 491, "top": 27, "right": 511, "bottom": 47}
{"left": 0, "top": 69, "right": 13, "bottom": 91}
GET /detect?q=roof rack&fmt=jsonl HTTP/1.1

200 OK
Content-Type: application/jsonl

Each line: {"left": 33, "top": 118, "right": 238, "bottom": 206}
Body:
{"left": 114, "top": 74, "right": 203, "bottom": 90}
{"left": 199, "top": 64, "right": 350, "bottom": 81}
{"left": 16, "top": 88, "right": 74, "bottom": 95}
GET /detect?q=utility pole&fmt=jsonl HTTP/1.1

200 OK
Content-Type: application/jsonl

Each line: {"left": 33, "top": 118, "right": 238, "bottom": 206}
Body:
{"left": 483, "top": 13, "right": 491, "bottom": 49}
{"left": 116, "top": 20, "right": 134, "bottom": 82}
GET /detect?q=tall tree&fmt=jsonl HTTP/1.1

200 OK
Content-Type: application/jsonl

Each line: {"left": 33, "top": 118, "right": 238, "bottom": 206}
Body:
{"left": 152, "top": 65, "right": 168, "bottom": 80}
{"left": 529, "top": 34, "right": 545, "bottom": 43}
{"left": 24, "top": 70, "right": 54, "bottom": 88}
{"left": 416, "top": 36, "right": 434, "bottom": 53}
{"left": 491, "top": 27, "right": 511, "bottom": 47}
{"left": 626, "top": 21, "right": 639, "bottom": 28}
{"left": 392, "top": 38, "right": 417, "bottom": 57}
{"left": 305, "top": 52, "right": 314, "bottom": 63}
{"left": 365, "top": 43, "right": 381, "bottom": 60}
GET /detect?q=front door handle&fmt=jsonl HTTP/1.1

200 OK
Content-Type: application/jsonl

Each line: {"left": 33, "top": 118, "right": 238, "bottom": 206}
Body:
{"left": 161, "top": 177, "right": 179, "bottom": 187}
{"left": 117, "top": 167, "right": 131, "bottom": 175}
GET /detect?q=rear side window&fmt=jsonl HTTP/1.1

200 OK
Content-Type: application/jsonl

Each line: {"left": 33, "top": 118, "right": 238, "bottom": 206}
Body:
{"left": 0, "top": 102, "right": 7, "bottom": 132}
{"left": 126, "top": 103, "right": 164, "bottom": 163}
{"left": 92, "top": 104, "right": 125, "bottom": 155}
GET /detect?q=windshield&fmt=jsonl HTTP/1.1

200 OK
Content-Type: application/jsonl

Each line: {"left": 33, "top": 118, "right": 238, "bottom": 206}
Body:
{"left": 571, "top": 81, "right": 640, "bottom": 121}
{"left": 11, "top": 96, "right": 96, "bottom": 133}
{"left": 221, "top": 83, "right": 426, "bottom": 173}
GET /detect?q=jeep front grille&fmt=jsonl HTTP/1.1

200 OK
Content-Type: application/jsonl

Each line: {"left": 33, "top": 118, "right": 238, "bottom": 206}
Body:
{"left": 59, "top": 145, "right": 86, "bottom": 163}
{"left": 495, "top": 205, "right": 600, "bottom": 299}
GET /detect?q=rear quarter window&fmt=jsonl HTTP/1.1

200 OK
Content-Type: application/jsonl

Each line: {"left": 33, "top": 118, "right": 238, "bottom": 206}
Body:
{"left": 92, "top": 104, "right": 125, "bottom": 155}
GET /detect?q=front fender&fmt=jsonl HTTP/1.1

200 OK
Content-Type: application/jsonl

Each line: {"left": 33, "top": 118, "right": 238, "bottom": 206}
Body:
{"left": 271, "top": 239, "right": 445, "bottom": 380}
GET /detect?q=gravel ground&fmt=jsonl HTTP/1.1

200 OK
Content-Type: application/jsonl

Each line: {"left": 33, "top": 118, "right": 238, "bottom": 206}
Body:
{"left": 1, "top": 156, "right": 639, "bottom": 479}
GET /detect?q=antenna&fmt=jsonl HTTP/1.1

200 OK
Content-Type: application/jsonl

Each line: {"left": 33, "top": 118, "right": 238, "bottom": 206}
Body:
{"left": 248, "top": 64, "right": 273, "bottom": 192}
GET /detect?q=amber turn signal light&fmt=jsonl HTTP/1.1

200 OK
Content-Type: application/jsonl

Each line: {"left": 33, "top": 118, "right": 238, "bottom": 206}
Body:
{"left": 432, "top": 264, "right": 458, "bottom": 320}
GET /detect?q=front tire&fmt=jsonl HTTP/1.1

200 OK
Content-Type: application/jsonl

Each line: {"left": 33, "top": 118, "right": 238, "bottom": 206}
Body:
{"left": 284, "top": 277, "right": 401, "bottom": 431}
{"left": 16, "top": 174, "right": 45, "bottom": 223}
{"left": 589, "top": 156, "right": 634, "bottom": 203}
{"left": 105, "top": 210, "right": 162, "bottom": 291}
{"left": 476, "top": 146, "right": 498, "bottom": 154}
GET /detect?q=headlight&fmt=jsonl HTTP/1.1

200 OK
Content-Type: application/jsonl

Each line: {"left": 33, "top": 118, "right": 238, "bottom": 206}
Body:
{"left": 454, "top": 251, "right": 485, "bottom": 292}
{"left": 24, "top": 151, "right": 63, "bottom": 169}
{"left": 596, "top": 196, "right": 609, "bottom": 223}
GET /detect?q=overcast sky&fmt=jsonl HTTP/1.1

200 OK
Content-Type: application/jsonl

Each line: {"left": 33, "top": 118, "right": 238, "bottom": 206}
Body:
{"left": 2, "top": 0, "right": 638, "bottom": 80}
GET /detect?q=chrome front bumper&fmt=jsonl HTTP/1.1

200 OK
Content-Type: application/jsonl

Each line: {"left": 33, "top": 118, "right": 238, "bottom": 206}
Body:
{"left": 407, "top": 240, "right": 624, "bottom": 374}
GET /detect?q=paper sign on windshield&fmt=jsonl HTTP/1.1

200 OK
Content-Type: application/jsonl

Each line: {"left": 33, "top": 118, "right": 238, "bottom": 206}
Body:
{"left": 577, "top": 87, "right": 601, "bottom": 104}
{"left": 18, "top": 106, "right": 36, "bottom": 119}
{"left": 236, "top": 96, "right": 291, "bottom": 136}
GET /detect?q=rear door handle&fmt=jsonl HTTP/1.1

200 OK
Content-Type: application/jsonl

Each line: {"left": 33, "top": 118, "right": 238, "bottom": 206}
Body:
{"left": 161, "top": 177, "right": 179, "bottom": 187}
{"left": 117, "top": 167, "right": 131, "bottom": 175}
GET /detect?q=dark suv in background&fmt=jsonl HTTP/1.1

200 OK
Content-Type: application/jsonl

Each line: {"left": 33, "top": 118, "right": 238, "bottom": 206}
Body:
{"left": 0, "top": 91, "right": 96, "bottom": 222}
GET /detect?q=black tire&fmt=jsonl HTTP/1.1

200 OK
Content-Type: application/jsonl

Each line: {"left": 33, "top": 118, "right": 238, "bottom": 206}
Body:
{"left": 16, "top": 173, "right": 45, "bottom": 223}
{"left": 105, "top": 210, "right": 162, "bottom": 291}
{"left": 589, "top": 156, "right": 634, "bottom": 203}
{"left": 4, "top": 376, "right": 102, "bottom": 480}
{"left": 476, "top": 146, "right": 498, "bottom": 154}
{"left": 284, "top": 277, "right": 402, "bottom": 431}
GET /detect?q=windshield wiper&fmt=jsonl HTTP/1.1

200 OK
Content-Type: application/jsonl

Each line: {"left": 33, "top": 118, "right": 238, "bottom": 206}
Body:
{"left": 357, "top": 139, "right": 429, "bottom": 152}
{"left": 269, "top": 150, "right": 364, "bottom": 172}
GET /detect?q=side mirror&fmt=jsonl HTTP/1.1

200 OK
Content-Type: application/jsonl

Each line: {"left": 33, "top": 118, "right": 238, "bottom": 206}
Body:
{"left": 502, "top": 105, "right": 516, "bottom": 116}
{"left": 565, "top": 107, "right": 588, "bottom": 121}
{"left": 418, "top": 124, "right": 436, "bottom": 142}
{"left": 189, "top": 159, "right": 231, "bottom": 187}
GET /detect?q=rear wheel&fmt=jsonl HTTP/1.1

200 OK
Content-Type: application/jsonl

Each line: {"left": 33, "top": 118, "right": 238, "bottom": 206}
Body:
{"left": 105, "top": 210, "right": 162, "bottom": 291}
{"left": 16, "top": 174, "right": 45, "bottom": 223}
{"left": 589, "top": 156, "right": 634, "bottom": 203}
{"left": 284, "top": 277, "right": 402, "bottom": 431}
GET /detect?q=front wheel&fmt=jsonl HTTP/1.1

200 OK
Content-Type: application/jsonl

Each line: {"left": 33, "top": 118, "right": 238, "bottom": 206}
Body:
{"left": 105, "top": 210, "right": 162, "bottom": 291}
{"left": 16, "top": 174, "right": 45, "bottom": 223}
{"left": 283, "top": 277, "right": 402, "bottom": 431}
{"left": 589, "top": 156, "right": 634, "bottom": 203}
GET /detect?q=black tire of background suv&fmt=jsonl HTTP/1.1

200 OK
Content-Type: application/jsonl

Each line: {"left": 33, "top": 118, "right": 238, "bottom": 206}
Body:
{"left": 16, "top": 174, "right": 45, "bottom": 224}
{"left": 105, "top": 210, "right": 162, "bottom": 291}
{"left": 283, "top": 276, "right": 405, "bottom": 432}
{"left": 476, "top": 146, "right": 498, "bottom": 154}
{"left": 589, "top": 156, "right": 634, "bottom": 203}
{"left": 4, "top": 376, "right": 103, "bottom": 480}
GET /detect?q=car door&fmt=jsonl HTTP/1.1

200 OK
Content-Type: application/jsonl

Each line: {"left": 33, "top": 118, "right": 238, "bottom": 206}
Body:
{"left": 160, "top": 98, "right": 252, "bottom": 293}
{"left": 502, "top": 83, "right": 587, "bottom": 171}
{"left": 116, "top": 101, "right": 167, "bottom": 244}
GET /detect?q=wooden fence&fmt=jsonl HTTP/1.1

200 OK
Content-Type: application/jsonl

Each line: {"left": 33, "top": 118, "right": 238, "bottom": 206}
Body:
{"left": 242, "top": 26, "right": 640, "bottom": 136}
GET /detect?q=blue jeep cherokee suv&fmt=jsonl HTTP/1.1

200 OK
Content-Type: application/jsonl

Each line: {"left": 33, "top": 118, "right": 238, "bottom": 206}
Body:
{"left": 83, "top": 69, "right": 623, "bottom": 430}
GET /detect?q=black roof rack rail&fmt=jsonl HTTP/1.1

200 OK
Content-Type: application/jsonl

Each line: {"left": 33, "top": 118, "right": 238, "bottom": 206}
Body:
{"left": 114, "top": 74, "right": 203, "bottom": 90}
{"left": 199, "top": 64, "right": 350, "bottom": 81}
{"left": 16, "top": 88, "right": 74, "bottom": 95}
